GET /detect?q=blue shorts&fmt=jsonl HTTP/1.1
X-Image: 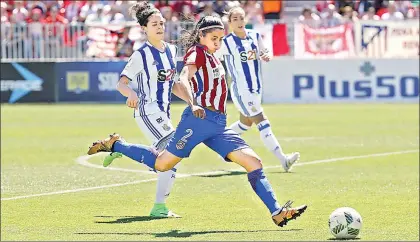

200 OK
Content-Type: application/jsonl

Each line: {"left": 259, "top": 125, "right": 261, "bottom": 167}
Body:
{"left": 166, "top": 107, "right": 249, "bottom": 161}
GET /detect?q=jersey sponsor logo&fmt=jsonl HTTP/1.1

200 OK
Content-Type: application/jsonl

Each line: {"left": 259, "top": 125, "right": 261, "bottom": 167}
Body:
{"left": 240, "top": 50, "right": 257, "bottom": 62}
{"left": 213, "top": 68, "right": 220, "bottom": 78}
{"left": 176, "top": 129, "right": 193, "bottom": 150}
{"left": 157, "top": 69, "right": 176, "bottom": 82}
{"left": 66, "top": 71, "right": 89, "bottom": 94}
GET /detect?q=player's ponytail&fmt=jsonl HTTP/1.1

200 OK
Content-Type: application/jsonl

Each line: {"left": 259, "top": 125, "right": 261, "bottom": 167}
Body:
{"left": 130, "top": 1, "right": 160, "bottom": 27}
{"left": 179, "top": 16, "right": 225, "bottom": 50}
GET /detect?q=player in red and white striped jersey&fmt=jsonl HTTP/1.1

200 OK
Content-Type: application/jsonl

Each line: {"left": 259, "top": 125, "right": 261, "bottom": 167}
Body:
{"left": 184, "top": 43, "right": 228, "bottom": 113}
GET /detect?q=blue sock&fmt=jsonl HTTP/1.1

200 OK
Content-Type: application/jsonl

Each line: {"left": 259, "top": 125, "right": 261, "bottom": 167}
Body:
{"left": 112, "top": 141, "right": 157, "bottom": 170}
{"left": 248, "top": 168, "right": 281, "bottom": 215}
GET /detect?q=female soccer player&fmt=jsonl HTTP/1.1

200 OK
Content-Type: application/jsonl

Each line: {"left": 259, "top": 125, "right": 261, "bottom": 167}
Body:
{"left": 102, "top": 2, "right": 192, "bottom": 218}
{"left": 219, "top": 6, "right": 299, "bottom": 172}
{"left": 87, "top": 15, "right": 307, "bottom": 227}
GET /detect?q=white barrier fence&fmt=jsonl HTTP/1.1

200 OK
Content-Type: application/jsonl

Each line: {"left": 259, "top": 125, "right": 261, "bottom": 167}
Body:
{"left": 262, "top": 58, "right": 419, "bottom": 103}
{"left": 0, "top": 21, "right": 192, "bottom": 62}
{"left": 1, "top": 22, "right": 87, "bottom": 61}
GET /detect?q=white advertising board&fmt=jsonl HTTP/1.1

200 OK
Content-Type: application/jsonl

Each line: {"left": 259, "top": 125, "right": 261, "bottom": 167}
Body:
{"left": 262, "top": 58, "right": 419, "bottom": 103}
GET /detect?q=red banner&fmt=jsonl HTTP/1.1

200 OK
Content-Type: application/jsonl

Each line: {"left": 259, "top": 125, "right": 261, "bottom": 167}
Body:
{"left": 253, "top": 23, "right": 290, "bottom": 56}
{"left": 295, "top": 23, "right": 355, "bottom": 58}
{"left": 272, "top": 23, "right": 290, "bottom": 56}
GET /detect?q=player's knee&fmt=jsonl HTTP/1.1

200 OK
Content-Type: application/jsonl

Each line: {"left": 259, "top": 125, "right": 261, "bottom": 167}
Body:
{"left": 239, "top": 115, "right": 253, "bottom": 126}
{"left": 241, "top": 150, "right": 263, "bottom": 171}
{"left": 154, "top": 158, "right": 172, "bottom": 172}
{"left": 155, "top": 161, "right": 171, "bottom": 172}
{"left": 251, "top": 156, "right": 263, "bottom": 169}
{"left": 251, "top": 113, "right": 267, "bottom": 124}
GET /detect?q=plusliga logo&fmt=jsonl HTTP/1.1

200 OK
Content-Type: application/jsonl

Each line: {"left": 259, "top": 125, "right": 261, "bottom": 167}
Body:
{"left": 293, "top": 62, "right": 419, "bottom": 99}
{"left": 157, "top": 69, "right": 176, "bottom": 82}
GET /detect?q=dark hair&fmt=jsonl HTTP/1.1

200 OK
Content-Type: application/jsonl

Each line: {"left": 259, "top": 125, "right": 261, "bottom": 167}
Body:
{"left": 130, "top": 1, "right": 161, "bottom": 26}
{"left": 226, "top": 6, "right": 245, "bottom": 22}
{"left": 179, "top": 15, "right": 225, "bottom": 49}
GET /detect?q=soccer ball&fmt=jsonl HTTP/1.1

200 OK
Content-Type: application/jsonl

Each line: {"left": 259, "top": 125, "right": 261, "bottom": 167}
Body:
{"left": 328, "top": 207, "right": 362, "bottom": 239}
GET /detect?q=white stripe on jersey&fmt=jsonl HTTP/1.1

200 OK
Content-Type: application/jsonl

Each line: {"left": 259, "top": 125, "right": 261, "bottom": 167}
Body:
{"left": 141, "top": 47, "right": 156, "bottom": 103}
{"left": 213, "top": 74, "right": 223, "bottom": 109}
{"left": 223, "top": 30, "right": 263, "bottom": 94}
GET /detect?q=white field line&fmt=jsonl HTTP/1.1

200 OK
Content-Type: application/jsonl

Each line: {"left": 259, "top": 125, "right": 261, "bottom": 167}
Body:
{"left": 75, "top": 153, "right": 156, "bottom": 174}
{"left": 1, "top": 149, "right": 418, "bottom": 201}
{"left": 266, "top": 149, "right": 420, "bottom": 169}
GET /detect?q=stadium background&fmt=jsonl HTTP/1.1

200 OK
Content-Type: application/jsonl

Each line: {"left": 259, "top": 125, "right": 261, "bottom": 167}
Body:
{"left": 1, "top": 0, "right": 419, "bottom": 241}
{"left": 0, "top": 0, "right": 418, "bottom": 103}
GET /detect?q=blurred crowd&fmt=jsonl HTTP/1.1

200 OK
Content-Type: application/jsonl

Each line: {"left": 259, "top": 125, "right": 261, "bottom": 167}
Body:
{"left": 1, "top": 0, "right": 418, "bottom": 26}
{"left": 0, "top": 0, "right": 276, "bottom": 27}
{"left": 1, "top": 0, "right": 418, "bottom": 59}
{"left": 299, "top": 0, "right": 419, "bottom": 28}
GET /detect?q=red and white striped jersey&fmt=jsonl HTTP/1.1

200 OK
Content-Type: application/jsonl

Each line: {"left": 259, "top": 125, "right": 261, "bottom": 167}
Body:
{"left": 184, "top": 45, "right": 228, "bottom": 113}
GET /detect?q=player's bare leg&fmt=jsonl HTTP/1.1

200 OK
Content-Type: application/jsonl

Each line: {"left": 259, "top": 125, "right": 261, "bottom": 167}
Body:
{"left": 154, "top": 150, "right": 182, "bottom": 172}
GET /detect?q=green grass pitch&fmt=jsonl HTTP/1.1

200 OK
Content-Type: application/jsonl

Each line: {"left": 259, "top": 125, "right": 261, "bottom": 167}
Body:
{"left": 1, "top": 103, "right": 419, "bottom": 241}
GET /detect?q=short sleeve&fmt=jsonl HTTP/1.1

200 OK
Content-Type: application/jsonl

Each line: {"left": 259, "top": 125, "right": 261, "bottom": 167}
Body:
{"left": 120, "top": 51, "right": 143, "bottom": 81}
{"left": 183, "top": 46, "right": 205, "bottom": 69}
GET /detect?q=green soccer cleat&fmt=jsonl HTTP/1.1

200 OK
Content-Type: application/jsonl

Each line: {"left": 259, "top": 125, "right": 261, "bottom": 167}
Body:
{"left": 150, "top": 203, "right": 181, "bottom": 218}
{"left": 103, "top": 152, "right": 122, "bottom": 167}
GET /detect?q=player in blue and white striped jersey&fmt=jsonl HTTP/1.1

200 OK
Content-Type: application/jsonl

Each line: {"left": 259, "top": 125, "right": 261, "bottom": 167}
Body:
{"left": 102, "top": 1, "right": 190, "bottom": 218}
{"left": 218, "top": 7, "right": 300, "bottom": 172}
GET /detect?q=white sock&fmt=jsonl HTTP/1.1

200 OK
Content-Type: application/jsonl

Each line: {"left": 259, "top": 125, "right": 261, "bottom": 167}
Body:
{"left": 257, "top": 120, "right": 287, "bottom": 162}
{"left": 229, "top": 120, "right": 251, "bottom": 135}
{"left": 155, "top": 164, "right": 178, "bottom": 204}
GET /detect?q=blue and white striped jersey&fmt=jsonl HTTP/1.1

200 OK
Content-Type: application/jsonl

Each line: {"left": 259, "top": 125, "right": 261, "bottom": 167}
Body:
{"left": 121, "top": 41, "right": 177, "bottom": 117}
{"left": 218, "top": 30, "right": 268, "bottom": 94}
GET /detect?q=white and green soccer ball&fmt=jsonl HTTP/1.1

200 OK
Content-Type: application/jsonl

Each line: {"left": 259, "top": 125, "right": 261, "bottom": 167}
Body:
{"left": 329, "top": 207, "right": 362, "bottom": 239}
